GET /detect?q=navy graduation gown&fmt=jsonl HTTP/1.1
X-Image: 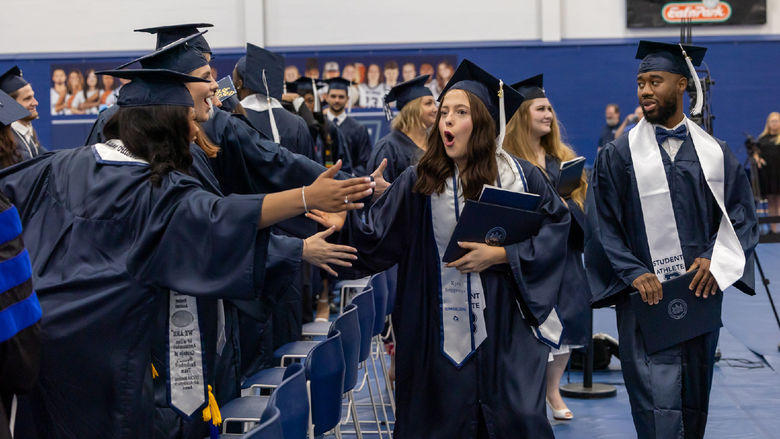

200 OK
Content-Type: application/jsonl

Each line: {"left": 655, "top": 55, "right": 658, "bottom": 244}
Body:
{"left": 84, "top": 104, "right": 118, "bottom": 145}
{"left": 336, "top": 162, "right": 570, "bottom": 439}
{"left": 542, "top": 155, "right": 591, "bottom": 346}
{"left": 585, "top": 134, "right": 758, "bottom": 439}
{"left": 312, "top": 121, "right": 353, "bottom": 174}
{"left": 0, "top": 146, "right": 272, "bottom": 439}
{"left": 243, "top": 107, "right": 316, "bottom": 160}
{"left": 367, "top": 129, "right": 424, "bottom": 183}
{"left": 336, "top": 116, "right": 372, "bottom": 176}
{"left": 12, "top": 130, "right": 47, "bottom": 162}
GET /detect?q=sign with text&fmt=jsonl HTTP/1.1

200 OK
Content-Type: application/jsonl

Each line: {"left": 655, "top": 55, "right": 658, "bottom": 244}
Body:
{"left": 627, "top": 0, "right": 766, "bottom": 28}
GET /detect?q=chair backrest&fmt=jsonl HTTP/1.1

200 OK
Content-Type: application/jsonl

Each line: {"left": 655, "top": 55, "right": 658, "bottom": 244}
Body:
{"left": 368, "top": 272, "right": 388, "bottom": 337}
{"left": 266, "top": 363, "right": 307, "bottom": 439}
{"left": 351, "top": 286, "right": 375, "bottom": 362}
{"left": 245, "top": 405, "right": 284, "bottom": 439}
{"left": 305, "top": 331, "right": 345, "bottom": 436}
{"left": 385, "top": 264, "right": 398, "bottom": 317}
{"left": 328, "top": 303, "right": 360, "bottom": 393}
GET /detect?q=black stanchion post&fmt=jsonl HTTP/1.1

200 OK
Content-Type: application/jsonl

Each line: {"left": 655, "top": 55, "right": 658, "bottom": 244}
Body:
{"left": 560, "top": 309, "right": 617, "bottom": 399}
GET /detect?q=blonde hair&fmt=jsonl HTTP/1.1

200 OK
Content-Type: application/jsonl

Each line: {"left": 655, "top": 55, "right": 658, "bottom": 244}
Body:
{"left": 391, "top": 97, "right": 426, "bottom": 134}
{"left": 759, "top": 112, "right": 780, "bottom": 145}
{"left": 504, "top": 99, "right": 587, "bottom": 210}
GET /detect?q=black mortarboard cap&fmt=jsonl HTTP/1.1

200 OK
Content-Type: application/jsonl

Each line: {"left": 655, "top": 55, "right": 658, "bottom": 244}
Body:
{"left": 135, "top": 23, "right": 213, "bottom": 54}
{"left": 291, "top": 77, "right": 324, "bottom": 95}
{"left": 384, "top": 75, "right": 432, "bottom": 111}
{"left": 323, "top": 77, "right": 351, "bottom": 94}
{"left": 236, "top": 43, "right": 284, "bottom": 99}
{"left": 0, "top": 89, "right": 30, "bottom": 126}
{"left": 117, "top": 33, "right": 209, "bottom": 75}
{"left": 511, "top": 74, "right": 545, "bottom": 100}
{"left": 96, "top": 68, "right": 208, "bottom": 107}
{"left": 439, "top": 59, "right": 524, "bottom": 136}
{"left": 636, "top": 40, "right": 706, "bottom": 79}
{"left": 0, "top": 66, "right": 29, "bottom": 94}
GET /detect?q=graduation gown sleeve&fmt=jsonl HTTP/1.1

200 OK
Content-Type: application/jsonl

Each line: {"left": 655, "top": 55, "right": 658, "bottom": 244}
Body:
{"left": 126, "top": 174, "right": 269, "bottom": 300}
{"left": 503, "top": 161, "right": 571, "bottom": 326}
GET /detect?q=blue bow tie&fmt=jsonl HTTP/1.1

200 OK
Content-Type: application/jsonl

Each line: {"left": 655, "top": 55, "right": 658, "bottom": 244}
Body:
{"left": 655, "top": 125, "right": 688, "bottom": 145}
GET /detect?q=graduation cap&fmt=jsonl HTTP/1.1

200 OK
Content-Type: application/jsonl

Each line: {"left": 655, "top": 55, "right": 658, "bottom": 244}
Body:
{"left": 95, "top": 68, "right": 209, "bottom": 108}
{"left": 0, "top": 89, "right": 30, "bottom": 126}
{"left": 636, "top": 40, "right": 707, "bottom": 116}
{"left": 323, "top": 77, "right": 351, "bottom": 93}
{"left": 0, "top": 66, "right": 29, "bottom": 94}
{"left": 288, "top": 77, "right": 324, "bottom": 112}
{"left": 439, "top": 59, "right": 524, "bottom": 146}
{"left": 116, "top": 33, "right": 209, "bottom": 75}
{"left": 511, "top": 74, "right": 545, "bottom": 100}
{"left": 135, "top": 23, "right": 213, "bottom": 54}
{"left": 235, "top": 43, "right": 284, "bottom": 100}
{"left": 385, "top": 74, "right": 432, "bottom": 111}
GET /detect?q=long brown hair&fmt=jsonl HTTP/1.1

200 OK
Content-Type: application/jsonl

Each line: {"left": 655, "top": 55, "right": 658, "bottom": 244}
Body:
{"left": 504, "top": 99, "right": 587, "bottom": 210}
{"left": 414, "top": 90, "right": 497, "bottom": 201}
{"left": 103, "top": 106, "right": 193, "bottom": 186}
{"left": 194, "top": 122, "right": 220, "bottom": 158}
{"left": 0, "top": 125, "right": 21, "bottom": 169}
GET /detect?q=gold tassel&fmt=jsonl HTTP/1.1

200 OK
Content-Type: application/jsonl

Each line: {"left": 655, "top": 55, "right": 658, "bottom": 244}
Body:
{"left": 202, "top": 385, "right": 222, "bottom": 426}
{"left": 151, "top": 363, "right": 159, "bottom": 379}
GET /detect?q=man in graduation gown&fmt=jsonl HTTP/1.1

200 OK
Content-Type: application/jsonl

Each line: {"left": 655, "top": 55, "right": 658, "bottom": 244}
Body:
{"left": 325, "top": 77, "right": 373, "bottom": 175}
{"left": 585, "top": 41, "right": 759, "bottom": 439}
{"left": 233, "top": 43, "right": 317, "bottom": 161}
{"left": 0, "top": 67, "right": 47, "bottom": 160}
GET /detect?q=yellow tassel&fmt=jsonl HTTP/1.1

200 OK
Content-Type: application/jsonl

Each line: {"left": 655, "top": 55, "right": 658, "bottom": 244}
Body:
{"left": 202, "top": 385, "right": 222, "bottom": 426}
{"left": 151, "top": 363, "right": 159, "bottom": 379}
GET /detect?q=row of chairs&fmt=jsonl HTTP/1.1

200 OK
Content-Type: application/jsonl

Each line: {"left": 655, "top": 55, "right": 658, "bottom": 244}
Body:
{"left": 217, "top": 267, "right": 398, "bottom": 439}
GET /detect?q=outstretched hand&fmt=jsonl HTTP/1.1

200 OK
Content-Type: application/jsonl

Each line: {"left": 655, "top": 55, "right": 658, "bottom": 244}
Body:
{"left": 445, "top": 242, "right": 508, "bottom": 274}
{"left": 307, "top": 160, "right": 375, "bottom": 212}
{"left": 306, "top": 209, "right": 347, "bottom": 231}
{"left": 370, "top": 159, "right": 390, "bottom": 201}
{"left": 302, "top": 226, "right": 357, "bottom": 276}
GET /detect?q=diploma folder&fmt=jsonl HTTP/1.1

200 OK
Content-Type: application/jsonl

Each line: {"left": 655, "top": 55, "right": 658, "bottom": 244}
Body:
{"left": 629, "top": 270, "right": 723, "bottom": 355}
{"left": 478, "top": 185, "right": 540, "bottom": 211}
{"left": 441, "top": 200, "right": 545, "bottom": 263}
{"left": 557, "top": 156, "right": 586, "bottom": 198}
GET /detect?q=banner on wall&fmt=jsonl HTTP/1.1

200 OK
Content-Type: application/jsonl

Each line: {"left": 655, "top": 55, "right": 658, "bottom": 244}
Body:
{"left": 627, "top": 0, "right": 766, "bottom": 28}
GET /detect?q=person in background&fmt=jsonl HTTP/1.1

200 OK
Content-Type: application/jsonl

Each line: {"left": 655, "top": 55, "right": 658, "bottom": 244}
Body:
{"left": 420, "top": 62, "right": 437, "bottom": 98}
{"left": 368, "top": 75, "right": 436, "bottom": 183}
{"left": 50, "top": 68, "right": 67, "bottom": 115}
{"left": 434, "top": 60, "right": 454, "bottom": 99}
{"left": 598, "top": 103, "right": 621, "bottom": 150}
{"left": 64, "top": 69, "right": 85, "bottom": 115}
{"left": 505, "top": 74, "right": 591, "bottom": 422}
{"left": 73, "top": 69, "right": 101, "bottom": 115}
{"left": 615, "top": 105, "right": 643, "bottom": 137}
{"left": 401, "top": 62, "right": 416, "bottom": 82}
{"left": 383, "top": 60, "right": 400, "bottom": 93}
{"left": 341, "top": 63, "right": 360, "bottom": 108}
{"left": 0, "top": 90, "right": 30, "bottom": 168}
{"left": 754, "top": 111, "right": 780, "bottom": 232}
{"left": 358, "top": 63, "right": 384, "bottom": 108}
{"left": 0, "top": 66, "right": 46, "bottom": 160}
{"left": 323, "top": 61, "right": 340, "bottom": 80}
{"left": 326, "top": 77, "right": 371, "bottom": 175}
{"left": 284, "top": 65, "right": 300, "bottom": 83}
{"left": 98, "top": 74, "right": 116, "bottom": 107}
{"left": 304, "top": 58, "right": 320, "bottom": 79}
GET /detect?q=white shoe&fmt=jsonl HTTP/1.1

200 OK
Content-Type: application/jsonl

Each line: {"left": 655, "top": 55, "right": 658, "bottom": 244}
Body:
{"left": 546, "top": 398, "right": 573, "bottom": 420}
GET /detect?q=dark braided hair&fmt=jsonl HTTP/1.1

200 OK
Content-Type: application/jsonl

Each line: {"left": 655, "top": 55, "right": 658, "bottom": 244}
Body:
{"left": 103, "top": 106, "right": 193, "bottom": 186}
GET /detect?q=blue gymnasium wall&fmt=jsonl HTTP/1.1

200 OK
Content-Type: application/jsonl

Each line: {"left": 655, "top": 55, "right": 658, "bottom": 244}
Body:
{"left": 3, "top": 36, "right": 779, "bottom": 164}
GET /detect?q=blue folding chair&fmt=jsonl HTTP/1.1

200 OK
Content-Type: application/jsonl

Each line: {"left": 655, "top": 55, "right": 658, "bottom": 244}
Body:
{"left": 243, "top": 405, "right": 283, "bottom": 439}
{"left": 274, "top": 305, "right": 357, "bottom": 366}
{"left": 221, "top": 363, "right": 306, "bottom": 436}
{"left": 307, "top": 330, "right": 346, "bottom": 438}
{"left": 366, "top": 272, "right": 394, "bottom": 432}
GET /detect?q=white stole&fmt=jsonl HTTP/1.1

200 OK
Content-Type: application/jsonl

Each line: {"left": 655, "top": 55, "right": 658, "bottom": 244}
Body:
{"left": 430, "top": 149, "right": 529, "bottom": 366}
{"left": 628, "top": 117, "right": 745, "bottom": 287}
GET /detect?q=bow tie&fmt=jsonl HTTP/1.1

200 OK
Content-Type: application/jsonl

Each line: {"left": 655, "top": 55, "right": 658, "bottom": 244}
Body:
{"left": 655, "top": 124, "right": 688, "bottom": 145}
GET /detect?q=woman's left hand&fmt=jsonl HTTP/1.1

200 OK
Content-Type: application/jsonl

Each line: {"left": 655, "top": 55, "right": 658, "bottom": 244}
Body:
{"left": 445, "top": 242, "right": 508, "bottom": 274}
